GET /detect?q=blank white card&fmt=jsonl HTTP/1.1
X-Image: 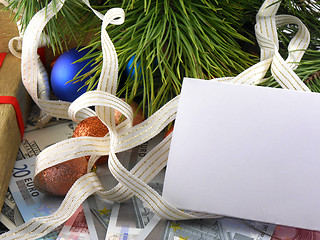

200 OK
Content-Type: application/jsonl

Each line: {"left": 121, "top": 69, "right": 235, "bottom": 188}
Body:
{"left": 163, "top": 78, "right": 320, "bottom": 230}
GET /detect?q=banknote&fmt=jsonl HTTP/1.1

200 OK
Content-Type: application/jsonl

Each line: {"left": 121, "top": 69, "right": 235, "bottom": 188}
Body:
{"left": 105, "top": 171, "right": 164, "bottom": 239}
{"left": 138, "top": 217, "right": 275, "bottom": 240}
{"left": 136, "top": 215, "right": 163, "bottom": 240}
{"left": 106, "top": 201, "right": 143, "bottom": 240}
{"left": 57, "top": 202, "right": 98, "bottom": 240}
{"left": 87, "top": 195, "right": 113, "bottom": 240}
{"left": 8, "top": 156, "right": 62, "bottom": 240}
{"left": 17, "top": 121, "right": 76, "bottom": 160}
{"left": 84, "top": 148, "right": 132, "bottom": 240}
{"left": 9, "top": 156, "right": 64, "bottom": 221}
{"left": 24, "top": 104, "right": 70, "bottom": 132}
{"left": 9, "top": 156, "right": 97, "bottom": 240}
{"left": 103, "top": 133, "right": 166, "bottom": 240}
{"left": 0, "top": 190, "right": 23, "bottom": 230}
{"left": 82, "top": 200, "right": 99, "bottom": 240}
{"left": 84, "top": 133, "right": 150, "bottom": 240}
{"left": 271, "top": 225, "right": 320, "bottom": 240}
{"left": 218, "top": 218, "right": 275, "bottom": 240}
{"left": 1, "top": 121, "right": 77, "bottom": 229}
{"left": 39, "top": 227, "right": 63, "bottom": 240}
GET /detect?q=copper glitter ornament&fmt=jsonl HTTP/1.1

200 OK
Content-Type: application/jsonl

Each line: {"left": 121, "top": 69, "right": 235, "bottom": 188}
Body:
{"left": 73, "top": 116, "right": 109, "bottom": 139}
{"left": 73, "top": 101, "right": 144, "bottom": 165}
{"left": 115, "top": 99, "right": 145, "bottom": 126}
{"left": 34, "top": 157, "right": 88, "bottom": 196}
{"left": 73, "top": 116, "right": 109, "bottom": 165}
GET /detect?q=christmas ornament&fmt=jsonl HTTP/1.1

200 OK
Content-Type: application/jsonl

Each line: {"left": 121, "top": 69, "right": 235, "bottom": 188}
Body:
{"left": 4, "top": 0, "right": 320, "bottom": 117}
{"left": 73, "top": 100, "right": 144, "bottom": 165}
{"left": 1, "top": 1, "right": 318, "bottom": 239}
{"left": 114, "top": 99, "right": 145, "bottom": 126}
{"left": 50, "top": 47, "right": 96, "bottom": 102}
{"left": 125, "top": 55, "right": 141, "bottom": 79}
{"left": 73, "top": 116, "right": 109, "bottom": 165}
{"left": 34, "top": 157, "right": 88, "bottom": 196}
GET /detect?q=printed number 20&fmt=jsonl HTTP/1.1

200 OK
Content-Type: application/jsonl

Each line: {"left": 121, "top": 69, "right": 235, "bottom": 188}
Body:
{"left": 13, "top": 164, "right": 30, "bottom": 178}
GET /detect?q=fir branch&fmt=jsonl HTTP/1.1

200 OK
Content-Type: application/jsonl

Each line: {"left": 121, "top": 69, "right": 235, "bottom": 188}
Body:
{"left": 3, "top": 0, "right": 319, "bottom": 115}
{"left": 80, "top": 0, "right": 258, "bottom": 116}
{"left": 4, "top": 0, "right": 96, "bottom": 54}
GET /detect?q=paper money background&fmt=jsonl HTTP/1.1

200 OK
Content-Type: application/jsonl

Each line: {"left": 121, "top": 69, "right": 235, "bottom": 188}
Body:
{"left": 2, "top": 104, "right": 320, "bottom": 239}
{"left": 1, "top": 104, "right": 75, "bottom": 233}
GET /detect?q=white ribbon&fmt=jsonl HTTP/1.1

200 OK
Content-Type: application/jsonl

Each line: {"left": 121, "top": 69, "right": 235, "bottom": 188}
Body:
{"left": 0, "top": 0, "right": 312, "bottom": 238}
{"left": 4, "top": 0, "right": 52, "bottom": 127}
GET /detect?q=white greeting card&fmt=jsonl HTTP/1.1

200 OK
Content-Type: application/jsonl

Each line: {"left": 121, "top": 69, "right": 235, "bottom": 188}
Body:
{"left": 163, "top": 78, "right": 320, "bottom": 231}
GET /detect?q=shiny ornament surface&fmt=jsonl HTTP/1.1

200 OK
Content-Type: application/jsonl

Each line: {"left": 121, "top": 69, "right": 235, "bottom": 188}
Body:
{"left": 115, "top": 99, "right": 145, "bottom": 126}
{"left": 73, "top": 116, "right": 109, "bottom": 165}
{"left": 125, "top": 55, "right": 141, "bottom": 79}
{"left": 50, "top": 47, "right": 96, "bottom": 102}
{"left": 34, "top": 157, "right": 88, "bottom": 196}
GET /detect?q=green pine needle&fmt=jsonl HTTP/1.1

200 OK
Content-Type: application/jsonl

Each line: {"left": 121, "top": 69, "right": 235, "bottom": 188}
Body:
{"left": 4, "top": 0, "right": 96, "bottom": 54}
{"left": 3, "top": 0, "right": 320, "bottom": 117}
{"left": 79, "top": 0, "right": 258, "bottom": 116}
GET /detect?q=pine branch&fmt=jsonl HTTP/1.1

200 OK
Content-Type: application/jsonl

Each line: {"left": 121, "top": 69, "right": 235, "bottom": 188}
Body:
{"left": 79, "top": 0, "right": 258, "bottom": 116}
{"left": 78, "top": 0, "right": 320, "bottom": 115}
{"left": 3, "top": 0, "right": 320, "bottom": 115}
{"left": 257, "top": 1, "right": 320, "bottom": 91}
{"left": 4, "top": 0, "right": 96, "bottom": 54}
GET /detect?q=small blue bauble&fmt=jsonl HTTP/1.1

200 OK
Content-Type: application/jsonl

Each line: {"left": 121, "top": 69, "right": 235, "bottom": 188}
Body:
{"left": 124, "top": 55, "right": 158, "bottom": 79}
{"left": 125, "top": 55, "right": 142, "bottom": 79}
{"left": 50, "top": 47, "right": 96, "bottom": 102}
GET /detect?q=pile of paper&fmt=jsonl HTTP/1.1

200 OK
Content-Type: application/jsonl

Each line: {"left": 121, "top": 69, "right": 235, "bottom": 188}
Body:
{"left": 1, "top": 104, "right": 316, "bottom": 240}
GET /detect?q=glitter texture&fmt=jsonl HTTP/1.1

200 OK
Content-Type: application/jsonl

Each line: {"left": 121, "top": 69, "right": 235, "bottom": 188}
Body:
{"left": 73, "top": 116, "right": 109, "bottom": 165}
{"left": 34, "top": 157, "right": 88, "bottom": 196}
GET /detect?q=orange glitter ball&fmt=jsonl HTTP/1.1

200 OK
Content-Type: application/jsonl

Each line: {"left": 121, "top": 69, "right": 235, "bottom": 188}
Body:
{"left": 34, "top": 157, "right": 88, "bottom": 196}
{"left": 73, "top": 116, "right": 109, "bottom": 165}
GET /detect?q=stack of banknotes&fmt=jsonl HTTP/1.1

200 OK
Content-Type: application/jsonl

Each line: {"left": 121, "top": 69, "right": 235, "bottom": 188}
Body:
{"left": 1, "top": 105, "right": 319, "bottom": 240}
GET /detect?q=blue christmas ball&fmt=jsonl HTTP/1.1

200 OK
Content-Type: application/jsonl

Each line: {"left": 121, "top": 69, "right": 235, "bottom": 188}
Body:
{"left": 125, "top": 55, "right": 142, "bottom": 79}
{"left": 50, "top": 47, "right": 96, "bottom": 102}
{"left": 124, "top": 55, "right": 158, "bottom": 79}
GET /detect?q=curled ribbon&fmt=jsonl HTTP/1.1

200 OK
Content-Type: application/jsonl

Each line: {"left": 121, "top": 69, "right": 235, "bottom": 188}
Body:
{"left": 0, "top": 0, "right": 312, "bottom": 238}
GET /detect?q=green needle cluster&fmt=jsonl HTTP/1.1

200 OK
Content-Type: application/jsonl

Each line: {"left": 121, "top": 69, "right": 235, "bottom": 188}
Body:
{"left": 3, "top": 0, "right": 320, "bottom": 116}
{"left": 256, "top": 1, "right": 320, "bottom": 90}
{"left": 80, "top": 0, "right": 257, "bottom": 116}
{"left": 4, "top": 0, "right": 92, "bottom": 54}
